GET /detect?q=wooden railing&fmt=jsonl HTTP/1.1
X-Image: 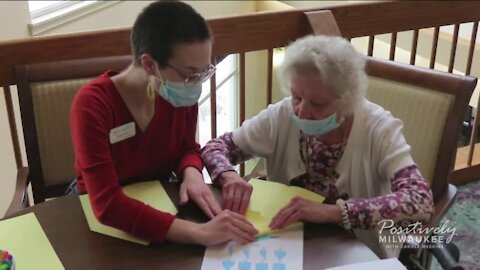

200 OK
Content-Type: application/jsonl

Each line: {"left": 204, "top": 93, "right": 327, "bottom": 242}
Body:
{"left": 2, "top": 1, "right": 480, "bottom": 183}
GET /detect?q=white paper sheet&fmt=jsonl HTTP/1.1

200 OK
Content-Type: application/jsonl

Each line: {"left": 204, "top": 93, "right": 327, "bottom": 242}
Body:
{"left": 201, "top": 226, "right": 304, "bottom": 270}
{"left": 326, "top": 258, "right": 406, "bottom": 270}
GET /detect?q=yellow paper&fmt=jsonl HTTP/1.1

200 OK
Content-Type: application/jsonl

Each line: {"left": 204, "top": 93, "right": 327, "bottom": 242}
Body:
{"left": 0, "top": 213, "right": 64, "bottom": 269}
{"left": 246, "top": 179, "right": 325, "bottom": 235}
{"left": 80, "top": 180, "right": 177, "bottom": 245}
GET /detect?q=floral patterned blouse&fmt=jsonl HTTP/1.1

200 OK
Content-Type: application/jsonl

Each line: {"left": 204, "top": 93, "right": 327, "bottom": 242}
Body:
{"left": 202, "top": 131, "right": 434, "bottom": 229}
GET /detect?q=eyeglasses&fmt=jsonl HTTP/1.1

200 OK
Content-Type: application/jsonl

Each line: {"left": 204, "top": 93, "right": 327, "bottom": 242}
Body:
{"left": 168, "top": 63, "right": 216, "bottom": 85}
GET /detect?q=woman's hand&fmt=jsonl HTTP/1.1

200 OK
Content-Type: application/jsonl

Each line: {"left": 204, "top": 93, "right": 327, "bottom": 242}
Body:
{"left": 269, "top": 197, "right": 342, "bottom": 229}
{"left": 197, "top": 209, "right": 258, "bottom": 246}
{"left": 219, "top": 171, "right": 253, "bottom": 214}
{"left": 180, "top": 167, "right": 222, "bottom": 219}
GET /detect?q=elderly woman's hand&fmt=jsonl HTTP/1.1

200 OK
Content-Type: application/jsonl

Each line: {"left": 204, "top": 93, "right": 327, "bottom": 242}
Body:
{"left": 269, "top": 197, "right": 343, "bottom": 229}
{"left": 219, "top": 171, "right": 253, "bottom": 215}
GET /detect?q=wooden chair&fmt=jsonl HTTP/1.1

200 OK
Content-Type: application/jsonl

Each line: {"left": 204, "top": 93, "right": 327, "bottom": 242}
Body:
{"left": 5, "top": 167, "right": 29, "bottom": 217}
{"left": 365, "top": 57, "right": 476, "bottom": 268}
{"left": 10, "top": 55, "right": 132, "bottom": 207}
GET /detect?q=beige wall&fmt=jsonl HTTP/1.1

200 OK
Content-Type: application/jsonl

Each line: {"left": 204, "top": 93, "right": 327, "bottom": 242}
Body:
{"left": 281, "top": 0, "right": 353, "bottom": 9}
{"left": 41, "top": 1, "right": 257, "bottom": 36}
{"left": 255, "top": 0, "right": 292, "bottom": 12}
{"left": 0, "top": 1, "right": 30, "bottom": 40}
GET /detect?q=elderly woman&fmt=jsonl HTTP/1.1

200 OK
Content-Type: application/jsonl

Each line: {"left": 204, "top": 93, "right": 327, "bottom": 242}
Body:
{"left": 201, "top": 35, "right": 434, "bottom": 257}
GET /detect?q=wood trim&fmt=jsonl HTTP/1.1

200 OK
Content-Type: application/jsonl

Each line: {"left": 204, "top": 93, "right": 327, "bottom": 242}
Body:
{"left": 3, "top": 85, "right": 22, "bottom": 169}
{"left": 447, "top": 24, "right": 460, "bottom": 73}
{"left": 366, "top": 57, "right": 477, "bottom": 96}
{"left": 267, "top": 49, "right": 273, "bottom": 106}
{"left": 430, "top": 26, "right": 440, "bottom": 69}
{"left": 450, "top": 163, "right": 480, "bottom": 185}
{"left": 208, "top": 11, "right": 309, "bottom": 58}
{"left": 426, "top": 184, "right": 456, "bottom": 229}
{"left": 210, "top": 72, "right": 217, "bottom": 139}
{"left": 366, "top": 57, "right": 477, "bottom": 202}
{"left": 324, "top": 2, "right": 480, "bottom": 38}
{"left": 15, "top": 65, "right": 46, "bottom": 204}
{"left": 25, "top": 55, "right": 132, "bottom": 82}
{"left": 239, "top": 53, "right": 246, "bottom": 126}
{"left": 304, "top": 10, "right": 341, "bottom": 36}
{"left": 467, "top": 22, "right": 480, "bottom": 164}
{"left": 368, "top": 35, "right": 375, "bottom": 56}
{"left": 239, "top": 52, "right": 246, "bottom": 177}
{"left": 5, "top": 167, "right": 29, "bottom": 217}
{"left": 410, "top": 29, "right": 419, "bottom": 65}
{"left": 467, "top": 97, "right": 480, "bottom": 165}
{"left": 0, "top": 29, "right": 132, "bottom": 85}
{"left": 389, "top": 32, "right": 397, "bottom": 60}
{"left": 465, "top": 21, "right": 478, "bottom": 76}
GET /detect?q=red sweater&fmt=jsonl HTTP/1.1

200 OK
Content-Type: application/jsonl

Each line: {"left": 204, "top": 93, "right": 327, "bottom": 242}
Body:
{"left": 70, "top": 71, "right": 202, "bottom": 242}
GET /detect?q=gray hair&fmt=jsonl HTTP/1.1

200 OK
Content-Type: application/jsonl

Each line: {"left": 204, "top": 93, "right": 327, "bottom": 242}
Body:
{"left": 278, "top": 35, "right": 368, "bottom": 114}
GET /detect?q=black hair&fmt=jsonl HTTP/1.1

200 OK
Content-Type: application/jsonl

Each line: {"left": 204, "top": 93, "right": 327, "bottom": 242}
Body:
{"left": 131, "top": 0, "right": 212, "bottom": 68}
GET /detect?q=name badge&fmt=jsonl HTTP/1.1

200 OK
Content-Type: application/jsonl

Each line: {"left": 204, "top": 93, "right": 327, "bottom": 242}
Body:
{"left": 109, "top": 122, "right": 136, "bottom": 144}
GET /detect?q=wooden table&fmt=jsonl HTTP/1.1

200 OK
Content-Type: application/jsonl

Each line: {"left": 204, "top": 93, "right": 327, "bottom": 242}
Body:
{"left": 8, "top": 182, "right": 378, "bottom": 269}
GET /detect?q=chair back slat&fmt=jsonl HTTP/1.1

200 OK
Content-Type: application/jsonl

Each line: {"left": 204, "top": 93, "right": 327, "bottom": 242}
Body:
{"left": 429, "top": 26, "right": 440, "bottom": 69}
{"left": 409, "top": 29, "right": 419, "bottom": 65}
{"left": 465, "top": 21, "right": 479, "bottom": 76}
{"left": 389, "top": 32, "right": 397, "bottom": 60}
{"left": 447, "top": 24, "right": 460, "bottom": 73}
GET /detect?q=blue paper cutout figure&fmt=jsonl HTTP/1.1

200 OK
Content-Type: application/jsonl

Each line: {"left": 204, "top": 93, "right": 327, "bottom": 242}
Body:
{"left": 255, "top": 248, "right": 268, "bottom": 270}
{"left": 239, "top": 247, "right": 252, "bottom": 270}
{"left": 222, "top": 260, "right": 235, "bottom": 270}
{"left": 243, "top": 248, "right": 250, "bottom": 259}
{"left": 260, "top": 248, "right": 267, "bottom": 260}
{"left": 271, "top": 249, "right": 287, "bottom": 270}
{"left": 274, "top": 249, "right": 286, "bottom": 261}
{"left": 255, "top": 235, "right": 279, "bottom": 242}
{"left": 255, "top": 262, "right": 268, "bottom": 270}
{"left": 272, "top": 263, "right": 285, "bottom": 270}
{"left": 239, "top": 260, "right": 252, "bottom": 270}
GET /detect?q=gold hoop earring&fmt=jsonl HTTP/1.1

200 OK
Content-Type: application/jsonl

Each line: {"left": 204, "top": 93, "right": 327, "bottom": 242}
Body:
{"left": 146, "top": 79, "right": 156, "bottom": 101}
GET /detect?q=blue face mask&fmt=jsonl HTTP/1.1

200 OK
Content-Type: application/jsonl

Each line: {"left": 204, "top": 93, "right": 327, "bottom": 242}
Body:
{"left": 158, "top": 80, "right": 202, "bottom": 107}
{"left": 289, "top": 103, "right": 343, "bottom": 136}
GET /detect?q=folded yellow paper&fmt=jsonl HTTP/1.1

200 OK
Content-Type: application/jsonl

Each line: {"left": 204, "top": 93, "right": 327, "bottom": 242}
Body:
{"left": 80, "top": 180, "right": 177, "bottom": 245}
{"left": 246, "top": 179, "right": 325, "bottom": 235}
{"left": 0, "top": 213, "right": 64, "bottom": 269}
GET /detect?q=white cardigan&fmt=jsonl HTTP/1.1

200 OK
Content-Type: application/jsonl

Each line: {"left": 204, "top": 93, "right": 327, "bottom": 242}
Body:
{"left": 232, "top": 97, "right": 414, "bottom": 258}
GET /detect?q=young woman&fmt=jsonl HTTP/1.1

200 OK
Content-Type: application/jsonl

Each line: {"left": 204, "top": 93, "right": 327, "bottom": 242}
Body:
{"left": 70, "top": 1, "right": 257, "bottom": 246}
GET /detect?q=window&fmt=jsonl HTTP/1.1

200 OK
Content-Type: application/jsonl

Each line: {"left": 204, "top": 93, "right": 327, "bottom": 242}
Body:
{"left": 198, "top": 55, "right": 239, "bottom": 182}
{"left": 28, "top": 1, "right": 65, "bottom": 13}
{"left": 28, "top": 1, "right": 119, "bottom": 36}
{"left": 198, "top": 54, "right": 239, "bottom": 147}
